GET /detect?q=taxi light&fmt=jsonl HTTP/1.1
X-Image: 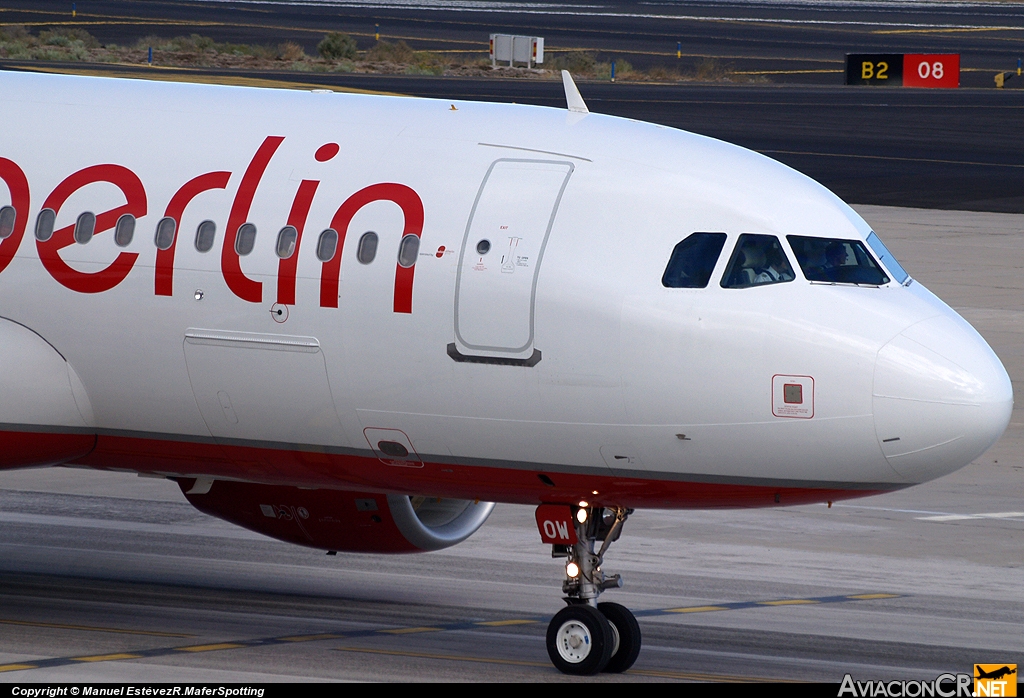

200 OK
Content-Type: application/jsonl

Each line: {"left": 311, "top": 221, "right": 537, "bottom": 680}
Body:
{"left": 566, "top": 562, "right": 580, "bottom": 578}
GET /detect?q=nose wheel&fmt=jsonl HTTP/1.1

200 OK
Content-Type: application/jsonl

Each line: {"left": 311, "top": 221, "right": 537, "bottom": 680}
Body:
{"left": 537, "top": 504, "right": 640, "bottom": 675}
{"left": 597, "top": 601, "right": 642, "bottom": 673}
{"left": 546, "top": 605, "right": 613, "bottom": 675}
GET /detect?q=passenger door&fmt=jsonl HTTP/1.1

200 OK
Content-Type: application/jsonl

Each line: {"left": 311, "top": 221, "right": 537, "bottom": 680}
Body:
{"left": 451, "top": 158, "right": 574, "bottom": 365}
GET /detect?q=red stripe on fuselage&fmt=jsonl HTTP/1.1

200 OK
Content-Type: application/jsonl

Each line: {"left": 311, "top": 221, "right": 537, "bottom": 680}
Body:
{"left": 54, "top": 431, "right": 893, "bottom": 509}
{"left": 0, "top": 430, "right": 95, "bottom": 469}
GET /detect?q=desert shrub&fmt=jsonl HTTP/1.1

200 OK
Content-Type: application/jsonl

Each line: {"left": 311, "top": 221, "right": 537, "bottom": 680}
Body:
{"left": 40, "top": 28, "right": 98, "bottom": 48}
{"left": 1, "top": 25, "right": 30, "bottom": 42}
{"left": 646, "top": 64, "right": 681, "bottom": 81}
{"left": 40, "top": 32, "right": 71, "bottom": 47}
{"left": 405, "top": 63, "right": 444, "bottom": 75}
{"left": 693, "top": 57, "right": 731, "bottom": 81}
{"left": 410, "top": 50, "right": 446, "bottom": 74}
{"left": 549, "top": 51, "right": 597, "bottom": 76}
{"left": 318, "top": 32, "right": 357, "bottom": 60}
{"left": 191, "top": 34, "right": 215, "bottom": 51}
{"left": 0, "top": 43, "right": 32, "bottom": 59}
{"left": 250, "top": 44, "right": 278, "bottom": 60}
{"left": 279, "top": 41, "right": 306, "bottom": 61}
{"left": 162, "top": 34, "right": 215, "bottom": 53}
{"left": 0, "top": 25, "right": 33, "bottom": 58}
{"left": 596, "top": 58, "right": 633, "bottom": 80}
{"left": 366, "top": 39, "right": 414, "bottom": 63}
{"left": 31, "top": 47, "right": 66, "bottom": 61}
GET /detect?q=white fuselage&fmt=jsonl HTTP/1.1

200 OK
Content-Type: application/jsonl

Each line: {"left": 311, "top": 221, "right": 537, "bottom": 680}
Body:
{"left": 0, "top": 72, "right": 1011, "bottom": 507}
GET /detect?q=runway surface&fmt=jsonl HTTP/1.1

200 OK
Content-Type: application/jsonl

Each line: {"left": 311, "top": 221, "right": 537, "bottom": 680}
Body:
{"left": 0, "top": 205, "right": 1020, "bottom": 682}
{"left": 10, "top": 61, "right": 1024, "bottom": 213}
{"left": 7, "top": 0, "right": 1024, "bottom": 82}
{"left": 5, "top": 1, "right": 1024, "bottom": 211}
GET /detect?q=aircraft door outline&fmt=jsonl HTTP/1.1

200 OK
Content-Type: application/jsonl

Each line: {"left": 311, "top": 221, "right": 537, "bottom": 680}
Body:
{"left": 450, "top": 158, "right": 574, "bottom": 366}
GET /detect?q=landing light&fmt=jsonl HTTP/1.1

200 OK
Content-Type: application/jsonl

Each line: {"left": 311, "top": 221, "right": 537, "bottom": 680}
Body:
{"left": 576, "top": 508, "right": 588, "bottom": 524}
{"left": 566, "top": 562, "right": 580, "bottom": 578}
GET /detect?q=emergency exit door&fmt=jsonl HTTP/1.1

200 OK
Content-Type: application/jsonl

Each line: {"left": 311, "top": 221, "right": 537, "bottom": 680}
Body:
{"left": 450, "top": 158, "right": 574, "bottom": 365}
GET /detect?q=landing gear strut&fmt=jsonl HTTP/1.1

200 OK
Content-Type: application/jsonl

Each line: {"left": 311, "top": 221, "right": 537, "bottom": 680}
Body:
{"left": 541, "top": 504, "right": 640, "bottom": 675}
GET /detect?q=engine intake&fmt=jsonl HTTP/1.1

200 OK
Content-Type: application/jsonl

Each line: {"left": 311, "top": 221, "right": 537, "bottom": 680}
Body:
{"left": 178, "top": 479, "right": 494, "bottom": 553}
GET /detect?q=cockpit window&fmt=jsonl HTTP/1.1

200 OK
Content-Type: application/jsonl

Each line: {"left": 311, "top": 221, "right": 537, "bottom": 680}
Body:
{"left": 661, "top": 232, "right": 727, "bottom": 288}
{"left": 866, "top": 231, "right": 909, "bottom": 284}
{"left": 787, "top": 236, "right": 890, "bottom": 286}
{"left": 720, "top": 234, "right": 795, "bottom": 289}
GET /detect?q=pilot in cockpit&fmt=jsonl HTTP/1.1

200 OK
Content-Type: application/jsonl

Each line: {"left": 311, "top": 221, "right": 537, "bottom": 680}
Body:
{"left": 821, "top": 241, "right": 849, "bottom": 281}
{"left": 753, "top": 246, "right": 789, "bottom": 284}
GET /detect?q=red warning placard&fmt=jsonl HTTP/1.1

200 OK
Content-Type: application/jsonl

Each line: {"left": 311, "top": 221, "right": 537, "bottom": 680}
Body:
{"left": 535, "top": 504, "right": 577, "bottom": 544}
{"left": 902, "top": 54, "right": 960, "bottom": 88}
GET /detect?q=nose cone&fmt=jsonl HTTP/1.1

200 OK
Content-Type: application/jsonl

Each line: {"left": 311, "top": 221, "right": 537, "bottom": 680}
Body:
{"left": 874, "top": 314, "right": 1012, "bottom": 483}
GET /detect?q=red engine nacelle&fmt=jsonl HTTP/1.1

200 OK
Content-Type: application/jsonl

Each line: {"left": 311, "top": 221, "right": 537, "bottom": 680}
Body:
{"left": 177, "top": 478, "right": 495, "bottom": 553}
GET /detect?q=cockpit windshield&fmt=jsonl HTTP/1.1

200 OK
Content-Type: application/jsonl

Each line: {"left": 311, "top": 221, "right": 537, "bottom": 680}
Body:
{"left": 662, "top": 232, "right": 727, "bottom": 288}
{"left": 865, "top": 231, "right": 909, "bottom": 284}
{"left": 720, "top": 234, "right": 796, "bottom": 288}
{"left": 787, "top": 236, "right": 890, "bottom": 286}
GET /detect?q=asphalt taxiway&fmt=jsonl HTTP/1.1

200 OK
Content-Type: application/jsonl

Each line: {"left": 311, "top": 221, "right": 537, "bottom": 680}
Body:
{"left": 8, "top": 60, "right": 1024, "bottom": 213}
{"left": 7, "top": 0, "right": 1024, "bottom": 81}
{"left": 0, "top": 204, "right": 1020, "bottom": 681}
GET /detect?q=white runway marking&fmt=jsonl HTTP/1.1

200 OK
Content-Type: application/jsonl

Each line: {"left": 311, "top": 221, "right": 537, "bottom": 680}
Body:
{"left": 916, "top": 511, "right": 1024, "bottom": 522}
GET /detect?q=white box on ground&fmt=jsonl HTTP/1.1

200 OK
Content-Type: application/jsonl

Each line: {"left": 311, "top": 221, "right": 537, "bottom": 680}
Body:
{"left": 490, "top": 34, "right": 544, "bottom": 67}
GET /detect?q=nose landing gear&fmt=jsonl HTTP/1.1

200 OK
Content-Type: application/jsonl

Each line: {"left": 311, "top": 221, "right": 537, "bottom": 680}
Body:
{"left": 538, "top": 504, "right": 640, "bottom": 675}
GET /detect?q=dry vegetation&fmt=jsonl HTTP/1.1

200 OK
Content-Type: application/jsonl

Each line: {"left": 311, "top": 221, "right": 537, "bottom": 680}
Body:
{"left": 0, "top": 26, "right": 765, "bottom": 83}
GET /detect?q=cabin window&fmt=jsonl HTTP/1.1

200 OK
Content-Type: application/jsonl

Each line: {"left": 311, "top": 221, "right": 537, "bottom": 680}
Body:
{"left": 787, "top": 236, "right": 890, "bottom": 286}
{"left": 235, "top": 223, "right": 257, "bottom": 256}
{"left": 114, "top": 214, "right": 135, "bottom": 247}
{"left": 316, "top": 228, "right": 338, "bottom": 262}
{"left": 276, "top": 225, "right": 297, "bottom": 259}
{"left": 34, "top": 208, "right": 56, "bottom": 242}
{"left": 357, "top": 231, "right": 378, "bottom": 264}
{"left": 154, "top": 216, "right": 176, "bottom": 251}
{"left": 662, "top": 232, "right": 727, "bottom": 288}
{"left": 195, "top": 220, "right": 216, "bottom": 252}
{"left": 397, "top": 234, "right": 419, "bottom": 268}
{"left": 0, "top": 206, "right": 15, "bottom": 240}
{"left": 74, "top": 212, "right": 96, "bottom": 245}
{"left": 865, "top": 231, "right": 909, "bottom": 284}
{"left": 721, "top": 234, "right": 795, "bottom": 289}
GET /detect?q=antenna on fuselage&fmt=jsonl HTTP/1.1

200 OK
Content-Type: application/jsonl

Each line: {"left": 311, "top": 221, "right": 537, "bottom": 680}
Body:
{"left": 561, "top": 70, "right": 589, "bottom": 114}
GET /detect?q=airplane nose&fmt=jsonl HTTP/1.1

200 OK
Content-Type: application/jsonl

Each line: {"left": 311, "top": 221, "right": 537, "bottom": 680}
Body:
{"left": 873, "top": 314, "right": 1012, "bottom": 483}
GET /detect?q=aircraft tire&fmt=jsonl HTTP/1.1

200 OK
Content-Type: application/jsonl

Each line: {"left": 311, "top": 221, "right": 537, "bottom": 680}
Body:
{"left": 546, "top": 604, "right": 613, "bottom": 675}
{"left": 597, "top": 601, "right": 641, "bottom": 673}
